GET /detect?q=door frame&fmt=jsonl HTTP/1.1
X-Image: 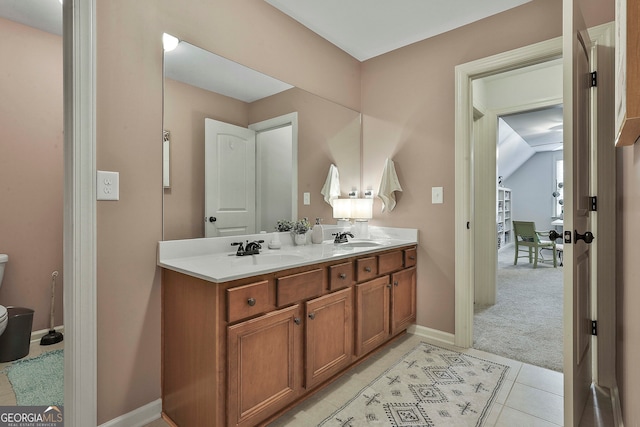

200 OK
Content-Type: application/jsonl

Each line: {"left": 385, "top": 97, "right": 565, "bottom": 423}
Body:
{"left": 63, "top": 0, "right": 97, "bottom": 425}
{"left": 454, "top": 36, "right": 563, "bottom": 349}
{"left": 454, "top": 22, "right": 616, "bottom": 425}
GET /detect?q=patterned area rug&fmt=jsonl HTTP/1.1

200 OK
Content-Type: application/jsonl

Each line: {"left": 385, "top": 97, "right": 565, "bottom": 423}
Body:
{"left": 319, "top": 343, "right": 509, "bottom": 427}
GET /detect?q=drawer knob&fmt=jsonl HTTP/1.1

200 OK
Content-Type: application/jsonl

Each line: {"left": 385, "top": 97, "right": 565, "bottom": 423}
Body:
{"left": 394, "top": 281, "right": 399, "bottom": 287}
{"left": 308, "top": 313, "right": 316, "bottom": 320}
{"left": 294, "top": 317, "right": 301, "bottom": 325}
{"left": 339, "top": 273, "right": 347, "bottom": 279}
{"left": 364, "top": 266, "right": 372, "bottom": 273}
{"left": 387, "top": 284, "right": 392, "bottom": 288}
{"left": 409, "top": 256, "right": 416, "bottom": 260}
{"left": 247, "top": 297, "right": 256, "bottom": 307}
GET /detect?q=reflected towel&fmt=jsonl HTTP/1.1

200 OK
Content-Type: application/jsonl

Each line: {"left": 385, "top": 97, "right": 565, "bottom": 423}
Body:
{"left": 378, "top": 158, "right": 402, "bottom": 212}
{"left": 320, "top": 164, "right": 340, "bottom": 206}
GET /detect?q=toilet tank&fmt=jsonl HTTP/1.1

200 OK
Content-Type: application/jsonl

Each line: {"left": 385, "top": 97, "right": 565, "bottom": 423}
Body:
{"left": 0, "top": 254, "right": 8, "bottom": 288}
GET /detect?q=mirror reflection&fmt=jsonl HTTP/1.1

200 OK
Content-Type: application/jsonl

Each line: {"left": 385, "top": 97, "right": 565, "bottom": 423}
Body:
{"left": 162, "top": 38, "right": 361, "bottom": 240}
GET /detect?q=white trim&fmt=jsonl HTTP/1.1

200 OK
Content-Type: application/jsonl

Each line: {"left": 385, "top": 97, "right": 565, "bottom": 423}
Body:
{"left": 454, "top": 37, "right": 563, "bottom": 348}
{"left": 30, "top": 325, "right": 65, "bottom": 344}
{"left": 98, "top": 399, "right": 162, "bottom": 427}
{"left": 407, "top": 324, "right": 455, "bottom": 346}
{"left": 611, "top": 382, "right": 624, "bottom": 427}
{"left": 63, "top": 0, "right": 97, "bottom": 425}
{"left": 249, "top": 112, "right": 299, "bottom": 226}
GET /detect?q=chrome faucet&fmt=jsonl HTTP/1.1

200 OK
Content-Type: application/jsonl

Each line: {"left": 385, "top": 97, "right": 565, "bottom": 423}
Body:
{"left": 333, "top": 232, "right": 354, "bottom": 244}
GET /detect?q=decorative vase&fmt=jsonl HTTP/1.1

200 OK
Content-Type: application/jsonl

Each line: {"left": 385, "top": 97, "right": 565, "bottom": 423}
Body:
{"left": 294, "top": 233, "right": 307, "bottom": 246}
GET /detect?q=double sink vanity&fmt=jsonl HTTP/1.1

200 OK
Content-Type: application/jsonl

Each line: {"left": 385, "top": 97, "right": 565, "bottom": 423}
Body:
{"left": 158, "top": 227, "right": 418, "bottom": 427}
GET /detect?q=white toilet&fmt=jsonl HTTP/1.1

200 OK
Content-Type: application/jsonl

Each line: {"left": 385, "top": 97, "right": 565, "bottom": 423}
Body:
{"left": 0, "top": 254, "right": 8, "bottom": 336}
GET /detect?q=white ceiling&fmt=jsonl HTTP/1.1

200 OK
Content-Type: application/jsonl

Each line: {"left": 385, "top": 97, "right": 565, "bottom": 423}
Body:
{"left": 0, "top": 0, "right": 62, "bottom": 36}
{"left": 264, "top": 0, "right": 532, "bottom": 61}
{"left": 501, "top": 105, "right": 564, "bottom": 152}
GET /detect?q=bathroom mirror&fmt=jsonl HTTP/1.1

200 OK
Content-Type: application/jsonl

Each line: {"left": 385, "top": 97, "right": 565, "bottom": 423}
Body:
{"left": 162, "top": 39, "right": 362, "bottom": 240}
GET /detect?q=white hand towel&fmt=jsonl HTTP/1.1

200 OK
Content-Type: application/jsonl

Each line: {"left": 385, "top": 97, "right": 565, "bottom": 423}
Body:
{"left": 320, "top": 164, "right": 340, "bottom": 206}
{"left": 378, "top": 158, "right": 403, "bottom": 212}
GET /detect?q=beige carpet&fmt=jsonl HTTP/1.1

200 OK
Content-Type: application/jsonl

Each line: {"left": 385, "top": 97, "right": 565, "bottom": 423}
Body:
{"left": 319, "top": 342, "right": 509, "bottom": 427}
{"left": 473, "top": 246, "right": 563, "bottom": 372}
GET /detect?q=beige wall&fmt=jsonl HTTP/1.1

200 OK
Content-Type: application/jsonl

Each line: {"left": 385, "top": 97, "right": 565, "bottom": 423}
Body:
{"left": 618, "top": 146, "right": 640, "bottom": 424}
{"left": 0, "top": 18, "right": 63, "bottom": 331}
{"left": 361, "top": 0, "right": 568, "bottom": 332}
{"left": 97, "top": 0, "right": 626, "bottom": 423}
{"left": 96, "top": 0, "right": 360, "bottom": 423}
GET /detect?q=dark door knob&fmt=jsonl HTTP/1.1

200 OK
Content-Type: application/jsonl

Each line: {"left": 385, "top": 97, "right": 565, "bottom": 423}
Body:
{"left": 308, "top": 313, "right": 316, "bottom": 320}
{"left": 294, "top": 317, "right": 301, "bottom": 325}
{"left": 549, "top": 230, "right": 562, "bottom": 241}
{"left": 209, "top": 216, "right": 217, "bottom": 222}
{"left": 574, "top": 230, "right": 595, "bottom": 244}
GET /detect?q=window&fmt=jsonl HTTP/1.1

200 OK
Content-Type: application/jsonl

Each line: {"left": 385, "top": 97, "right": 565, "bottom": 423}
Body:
{"left": 554, "top": 159, "right": 564, "bottom": 218}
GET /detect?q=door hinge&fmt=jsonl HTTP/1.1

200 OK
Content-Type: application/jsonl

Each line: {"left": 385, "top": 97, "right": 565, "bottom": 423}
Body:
{"left": 589, "top": 196, "right": 597, "bottom": 212}
{"left": 590, "top": 71, "right": 598, "bottom": 87}
{"left": 591, "top": 320, "right": 598, "bottom": 336}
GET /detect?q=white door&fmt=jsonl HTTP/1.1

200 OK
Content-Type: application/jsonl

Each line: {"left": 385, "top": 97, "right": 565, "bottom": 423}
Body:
{"left": 205, "top": 119, "right": 256, "bottom": 237}
{"left": 563, "top": 0, "right": 595, "bottom": 424}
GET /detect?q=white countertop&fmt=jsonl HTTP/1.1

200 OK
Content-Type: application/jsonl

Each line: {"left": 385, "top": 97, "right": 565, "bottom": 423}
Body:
{"left": 158, "top": 226, "right": 418, "bottom": 283}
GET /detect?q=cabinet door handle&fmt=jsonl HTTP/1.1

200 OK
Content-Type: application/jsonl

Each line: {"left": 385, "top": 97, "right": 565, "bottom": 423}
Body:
{"left": 409, "top": 256, "right": 416, "bottom": 260}
{"left": 364, "top": 266, "right": 372, "bottom": 272}
{"left": 339, "top": 273, "right": 347, "bottom": 279}
{"left": 294, "top": 317, "right": 301, "bottom": 325}
{"left": 247, "top": 297, "right": 256, "bottom": 306}
{"left": 387, "top": 284, "right": 392, "bottom": 288}
{"left": 394, "top": 281, "right": 399, "bottom": 287}
{"left": 308, "top": 313, "right": 316, "bottom": 320}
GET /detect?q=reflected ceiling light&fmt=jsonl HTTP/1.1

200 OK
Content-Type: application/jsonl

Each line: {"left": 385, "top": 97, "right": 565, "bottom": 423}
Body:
{"left": 162, "top": 33, "right": 180, "bottom": 52}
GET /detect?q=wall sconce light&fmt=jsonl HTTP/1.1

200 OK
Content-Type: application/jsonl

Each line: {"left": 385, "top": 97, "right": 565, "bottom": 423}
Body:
{"left": 162, "top": 33, "right": 180, "bottom": 52}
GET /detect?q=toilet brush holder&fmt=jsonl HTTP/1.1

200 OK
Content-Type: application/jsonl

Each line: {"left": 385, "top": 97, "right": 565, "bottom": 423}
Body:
{"left": 41, "top": 271, "right": 63, "bottom": 346}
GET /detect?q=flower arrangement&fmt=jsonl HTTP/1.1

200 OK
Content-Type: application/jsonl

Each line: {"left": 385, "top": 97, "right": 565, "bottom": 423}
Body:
{"left": 292, "top": 218, "right": 311, "bottom": 235}
{"left": 276, "top": 219, "right": 294, "bottom": 232}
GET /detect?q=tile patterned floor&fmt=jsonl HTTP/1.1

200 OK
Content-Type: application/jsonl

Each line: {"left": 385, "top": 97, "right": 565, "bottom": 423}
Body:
{"left": 143, "top": 333, "right": 614, "bottom": 427}
{"left": 0, "top": 334, "right": 612, "bottom": 426}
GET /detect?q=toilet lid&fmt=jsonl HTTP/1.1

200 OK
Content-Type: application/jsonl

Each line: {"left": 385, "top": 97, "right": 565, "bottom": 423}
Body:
{"left": 0, "top": 306, "right": 6, "bottom": 319}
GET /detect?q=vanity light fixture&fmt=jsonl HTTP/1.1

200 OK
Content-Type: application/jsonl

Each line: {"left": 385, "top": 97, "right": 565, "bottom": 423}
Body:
{"left": 162, "top": 33, "right": 180, "bottom": 52}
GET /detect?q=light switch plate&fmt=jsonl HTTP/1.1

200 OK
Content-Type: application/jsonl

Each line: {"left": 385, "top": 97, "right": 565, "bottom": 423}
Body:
{"left": 303, "top": 192, "right": 310, "bottom": 205}
{"left": 97, "top": 171, "right": 119, "bottom": 201}
{"left": 432, "top": 187, "right": 443, "bottom": 204}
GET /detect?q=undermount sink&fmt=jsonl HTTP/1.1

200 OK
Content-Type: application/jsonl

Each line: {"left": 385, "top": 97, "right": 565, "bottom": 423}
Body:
{"left": 341, "top": 240, "right": 383, "bottom": 248}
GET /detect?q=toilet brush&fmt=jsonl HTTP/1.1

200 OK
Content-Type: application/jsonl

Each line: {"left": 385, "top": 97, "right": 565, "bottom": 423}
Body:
{"left": 41, "top": 270, "right": 63, "bottom": 346}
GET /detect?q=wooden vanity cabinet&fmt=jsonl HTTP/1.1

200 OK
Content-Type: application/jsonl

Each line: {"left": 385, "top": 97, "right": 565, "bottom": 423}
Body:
{"left": 391, "top": 266, "right": 417, "bottom": 336}
{"left": 227, "top": 305, "right": 303, "bottom": 427}
{"left": 162, "top": 245, "right": 416, "bottom": 427}
{"left": 305, "top": 287, "right": 353, "bottom": 388}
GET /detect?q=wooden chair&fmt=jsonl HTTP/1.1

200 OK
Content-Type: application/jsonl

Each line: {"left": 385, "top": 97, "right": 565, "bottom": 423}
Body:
{"left": 513, "top": 221, "right": 557, "bottom": 268}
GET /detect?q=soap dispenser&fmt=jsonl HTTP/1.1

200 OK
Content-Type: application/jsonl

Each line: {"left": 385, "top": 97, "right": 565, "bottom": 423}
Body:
{"left": 311, "top": 218, "right": 324, "bottom": 244}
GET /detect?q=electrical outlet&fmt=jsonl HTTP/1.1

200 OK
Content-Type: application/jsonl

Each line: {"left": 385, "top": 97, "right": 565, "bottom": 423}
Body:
{"left": 432, "top": 187, "right": 443, "bottom": 204}
{"left": 97, "top": 171, "right": 120, "bottom": 201}
{"left": 303, "top": 192, "right": 310, "bottom": 205}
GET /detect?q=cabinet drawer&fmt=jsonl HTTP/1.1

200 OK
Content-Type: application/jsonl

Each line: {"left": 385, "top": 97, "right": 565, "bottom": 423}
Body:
{"left": 328, "top": 261, "right": 354, "bottom": 291}
{"left": 378, "top": 251, "right": 404, "bottom": 275}
{"left": 356, "top": 257, "right": 378, "bottom": 282}
{"left": 404, "top": 248, "right": 417, "bottom": 268}
{"left": 227, "top": 280, "right": 272, "bottom": 323}
{"left": 277, "top": 269, "right": 323, "bottom": 307}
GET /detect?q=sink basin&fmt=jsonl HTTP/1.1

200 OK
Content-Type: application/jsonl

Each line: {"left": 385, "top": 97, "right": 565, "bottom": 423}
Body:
{"left": 341, "top": 240, "right": 383, "bottom": 248}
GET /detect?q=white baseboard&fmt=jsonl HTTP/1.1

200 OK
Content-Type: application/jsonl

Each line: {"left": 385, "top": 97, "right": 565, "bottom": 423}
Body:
{"left": 408, "top": 324, "right": 455, "bottom": 346}
{"left": 611, "top": 381, "right": 624, "bottom": 427}
{"left": 30, "top": 325, "right": 65, "bottom": 344}
{"left": 99, "top": 398, "right": 162, "bottom": 427}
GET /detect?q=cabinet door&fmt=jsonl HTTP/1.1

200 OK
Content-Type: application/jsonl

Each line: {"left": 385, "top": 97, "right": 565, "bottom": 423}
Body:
{"left": 305, "top": 287, "right": 353, "bottom": 389}
{"left": 355, "top": 276, "right": 390, "bottom": 357}
{"left": 390, "top": 267, "right": 416, "bottom": 336}
{"left": 227, "top": 304, "right": 302, "bottom": 427}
